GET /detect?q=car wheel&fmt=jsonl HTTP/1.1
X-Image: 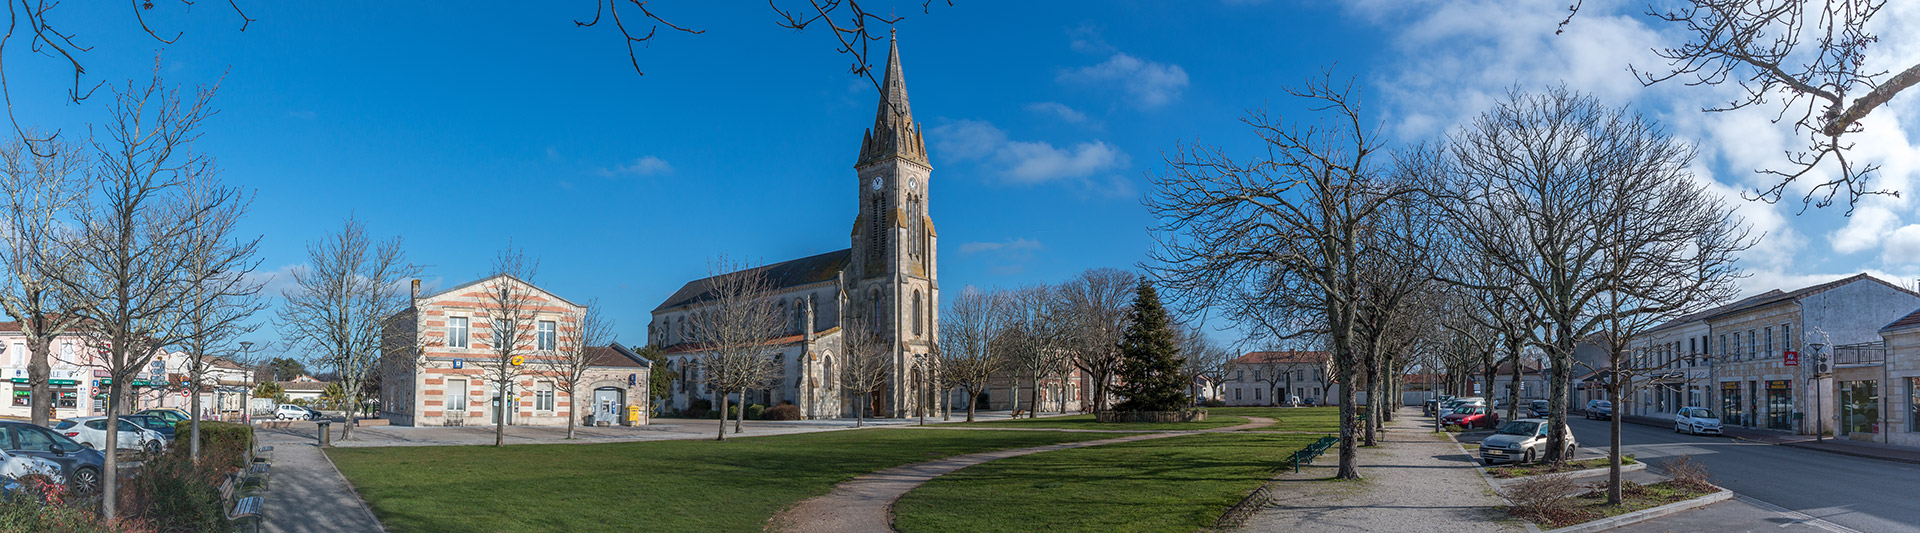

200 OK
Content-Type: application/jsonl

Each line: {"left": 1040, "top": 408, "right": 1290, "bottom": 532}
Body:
{"left": 1524, "top": 449, "right": 1536, "bottom": 465}
{"left": 71, "top": 467, "right": 100, "bottom": 495}
{"left": 143, "top": 440, "right": 162, "bottom": 454}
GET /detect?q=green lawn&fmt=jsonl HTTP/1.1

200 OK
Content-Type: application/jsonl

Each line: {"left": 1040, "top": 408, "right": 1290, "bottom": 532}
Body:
{"left": 328, "top": 429, "right": 1125, "bottom": 532}
{"left": 1206, "top": 406, "right": 1342, "bottom": 432}
{"left": 939, "top": 414, "right": 1250, "bottom": 431}
{"left": 893, "top": 432, "right": 1322, "bottom": 533}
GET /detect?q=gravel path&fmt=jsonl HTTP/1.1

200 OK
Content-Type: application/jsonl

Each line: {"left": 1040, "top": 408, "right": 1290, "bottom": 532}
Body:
{"left": 771, "top": 416, "right": 1278, "bottom": 532}
{"left": 1238, "top": 409, "right": 1520, "bottom": 533}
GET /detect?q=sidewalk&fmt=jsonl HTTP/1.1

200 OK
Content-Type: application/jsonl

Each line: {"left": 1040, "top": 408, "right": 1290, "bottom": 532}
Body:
{"left": 1237, "top": 409, "right": 1520, "bottom": 532}
{"left": 1620, "top": 414, "right": 1920, "bottom": 465}
{"left": 256, "top": 429, "right": 384, "bottom": 533}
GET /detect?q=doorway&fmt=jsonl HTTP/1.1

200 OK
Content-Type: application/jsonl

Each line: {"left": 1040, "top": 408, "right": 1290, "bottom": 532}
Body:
{"left": 593, "top": 387, "right": 624, "bottom": 426}
{"left": 489, "top": 382, "right": 515, "bottom": 426}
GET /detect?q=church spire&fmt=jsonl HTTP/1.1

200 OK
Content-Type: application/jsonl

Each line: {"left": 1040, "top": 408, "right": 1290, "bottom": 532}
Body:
{"left": 858, "top": 31, "right": 929, "bottom": 167}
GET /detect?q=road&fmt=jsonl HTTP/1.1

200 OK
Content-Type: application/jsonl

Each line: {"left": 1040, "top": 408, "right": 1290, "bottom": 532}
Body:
{"left": 1564, "top": 415, "right": 1920, "bottom": 533}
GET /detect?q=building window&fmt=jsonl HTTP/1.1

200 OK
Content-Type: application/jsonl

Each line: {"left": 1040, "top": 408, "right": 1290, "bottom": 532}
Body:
{"left": 537, "top": 320, "right": 557, "bottom": 351}
{"left": 535, "top": 381, "right": 556, "bottom": 412}
{"left": 1234, "top": 389, "right": 1242, "bottom": 401}
{"left": 1840, "top": 380, "right": 1879, "bottom": 435}
{"left": 1782, "top": 324, "right": 1792, "bottom": 353}
{"left": 1254, "top": 388, "right": 1262, "bottom": 400}
{"left": 1909, "top": 377, "right": 1920, "bottom": 433}
{"left": 448, "top": 379, "right": 468, "bottom": 415}
{"left": 449, "top": 317, "right": 470, "bottom": 349}
{"left": 912, "top": 291, "right": 924, "bottom": 337}
{"left": 1236, "top": 370, "right": 1244, "bottom": 381}
{"left": 1718, "top": 335, "right": 1727, "bottom": 359}
{"left": 1764, "top": 327, "right": 1773, "bottom": 357}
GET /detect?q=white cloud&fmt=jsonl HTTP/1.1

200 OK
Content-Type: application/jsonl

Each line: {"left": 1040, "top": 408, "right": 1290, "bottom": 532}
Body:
{"left": 930, "top": 120, "right": 1131, "bottom": 193}
{"left": 1883, "top": 225, "right": 1920, "bottom": 265}
{"left": 960, "top": 238, "right": 1044, "bottom": 254}
{"left": 598, "top": 155, "right": 673, "bottom": 177}
{"left": 1059, "top": 53, "right": 1190, "bottom": 109}
{"left": 1829, "top": 205, "right": 1899, "bottom": 254}
{"left": 1026, "top": 102, "right": 1089, "bottom": 124}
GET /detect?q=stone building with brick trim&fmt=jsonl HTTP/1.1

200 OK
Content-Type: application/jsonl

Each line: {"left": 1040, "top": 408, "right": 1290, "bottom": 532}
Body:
{"left": 380, "top": 274, "right": 650, "bottom": 427}
{"left": 649, "top": 34, "right": 938, "bottom": 420}
{"left": 1224, "top": 351, "right": 1338, "bottom": 407}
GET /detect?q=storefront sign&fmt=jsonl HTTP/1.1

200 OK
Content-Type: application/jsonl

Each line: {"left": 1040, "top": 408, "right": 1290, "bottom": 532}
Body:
{"left": 1767, "top": 379, "right": 1791, "bottom": 391}
{"left": 1784, "top": 350, "right": 1799, "bottom": 366}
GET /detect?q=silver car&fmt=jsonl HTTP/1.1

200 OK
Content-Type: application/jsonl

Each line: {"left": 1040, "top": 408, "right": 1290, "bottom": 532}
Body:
{"left": 1674, "top": 407, "right": 1723, "bottom": 435}
{"left": 1479, "top": 418, "right": 1577, "bottom": 465}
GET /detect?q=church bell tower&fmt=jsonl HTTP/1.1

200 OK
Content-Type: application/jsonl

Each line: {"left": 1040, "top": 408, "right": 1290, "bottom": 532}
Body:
{"left": 849, "top": 32, "right": 937, "bottom": 418}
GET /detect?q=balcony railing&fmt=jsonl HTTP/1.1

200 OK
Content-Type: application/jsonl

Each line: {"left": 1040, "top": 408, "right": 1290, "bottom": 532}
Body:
{"left": 1832, "top": 342, "right": 1885, "bottom": 366}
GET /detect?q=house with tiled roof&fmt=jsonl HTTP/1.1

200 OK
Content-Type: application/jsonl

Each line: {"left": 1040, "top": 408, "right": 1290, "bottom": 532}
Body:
{"left": 648, "top": 35, "right": 940, "bottom": 420}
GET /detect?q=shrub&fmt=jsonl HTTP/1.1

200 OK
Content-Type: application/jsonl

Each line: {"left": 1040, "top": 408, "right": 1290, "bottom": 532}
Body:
{"left": 1199, "top": 399, "right": 1227, "bottom": 408}
{"left": 762, "top": 404, "right": 801, "bottom": 421}
{"left": 1664, "top": 455, "right": 1714, "bottom": 492}
{"left": 0, "top": 494, "right": 105, "bottom": 533}
{"left": 1506, "top": 473, "right": 1580, "bottom": 524}
{"left": 745, "top": 404, "right": 767, "bottom": 420}
{"left": 171, "top": 420, "right": 254, "bottom": 469}
{"left": 685, "top": 398, "right": 711, "bottom": 419}
{"left": 119, "top": 450, "right": 229, "bottom": 533}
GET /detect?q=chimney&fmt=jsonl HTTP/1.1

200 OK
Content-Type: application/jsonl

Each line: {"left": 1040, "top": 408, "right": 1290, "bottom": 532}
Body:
{"left": 411, "top": 279, "right": 421, "bottom": 303}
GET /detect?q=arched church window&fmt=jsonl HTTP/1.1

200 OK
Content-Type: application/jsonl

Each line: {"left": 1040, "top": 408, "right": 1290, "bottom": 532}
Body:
{"left": 912, "top": 291, "right": 923, "bottom": 337}
{"left": 869, "top": 288, "right": 883, "bottom": 334}
{"left": 822, "top": 354, "right": 836, "bottom": 390}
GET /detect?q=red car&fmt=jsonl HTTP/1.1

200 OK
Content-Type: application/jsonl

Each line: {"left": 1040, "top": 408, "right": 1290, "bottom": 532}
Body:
{"left": 1442, "top": 405, "right": 1499, "bottom": 429}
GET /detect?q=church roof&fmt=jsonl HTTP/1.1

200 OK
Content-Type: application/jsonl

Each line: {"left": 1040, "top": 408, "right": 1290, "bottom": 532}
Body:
{"left": 857, "top": 33, "right": 930, "bottom": 167}
{"left": 652, "top": 249, "right": 851, "bottom": 312}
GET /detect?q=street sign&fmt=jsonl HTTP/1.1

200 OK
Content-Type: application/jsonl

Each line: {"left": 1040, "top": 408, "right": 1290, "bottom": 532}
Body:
{"left": 452, "top": 359, "right": 464, "bottom": 369}
{"left": 1784, "top": 351, "right": 1799, "bottom": 366}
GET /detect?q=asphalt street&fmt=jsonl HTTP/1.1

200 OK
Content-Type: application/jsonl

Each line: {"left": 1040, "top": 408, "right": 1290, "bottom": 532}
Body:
{"left": 1565, "top": 415, "right": 1920, "bottom": 533}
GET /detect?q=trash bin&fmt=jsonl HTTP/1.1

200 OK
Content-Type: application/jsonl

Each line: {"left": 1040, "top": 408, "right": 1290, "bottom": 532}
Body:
{"left": 316, "top": 421, "right": 332, "bottom": 448}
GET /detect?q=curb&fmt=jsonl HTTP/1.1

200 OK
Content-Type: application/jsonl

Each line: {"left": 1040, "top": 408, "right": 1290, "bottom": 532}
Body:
{"left": 1778, "top": 441, "right": 1920, "bottom": 466}
{"left": 1540, "top": 487, "right": 1731, "bottom": 533}
{"left": 1492, "top": 462, "right": 1645, "bottom": 488}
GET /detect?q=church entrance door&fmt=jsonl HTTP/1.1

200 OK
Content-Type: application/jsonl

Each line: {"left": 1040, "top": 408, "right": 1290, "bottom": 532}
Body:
{"left": 870, "top": 389, "right": 884, "bottom": 418}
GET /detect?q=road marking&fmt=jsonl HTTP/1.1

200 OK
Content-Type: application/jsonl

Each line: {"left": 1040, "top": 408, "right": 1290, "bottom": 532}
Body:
{"left": 1734, "top": 495, "right": 1860, "bottom": 533}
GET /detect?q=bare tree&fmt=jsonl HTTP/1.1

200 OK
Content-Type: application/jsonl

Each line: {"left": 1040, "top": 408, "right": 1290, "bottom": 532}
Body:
{"left": 535, "top": 301, "right": 615, "bottom": 440}
{"left": 1150, "top": 73, "right": 1405, "bottom": 480}
{"left": 49, "top": 73, "right": 259, "bottom": 520}
{"left": 579, "top": 0, "right": 948, "bottom": 89}
{"left": 1056, "top": 268, "right": 1135, "bottom": 414}
{"left": 1424, "top": 86, "right": 1754, "bottom": 464}
{"left": 179, "top": 177, "right": 268, "bottom": 462}
{"left": 938, "top": 287, "right": 1008, "bottom": 422}
{"left": 1560, "top": 0, "right": 1919, "bottom": 211}
{"left": 280, "top": 217, "right": 418, "bottom": 443}
{"left": 1000, "top": 285, "right": 1059, "bottom": 418}
{"left": 1178, "top": 325, "right": 1233, "bottom": 405}
{"left": 0, "top": 135, "right": 89, "bottom": 428}
{"left": 838, "top": 319, "right": 890, "bottom": 427}
{"left": 687, "top": 257, "right": 785, "bottom": 440}
{"left": 471, "top": 245, "right": 546, "bottom": 447}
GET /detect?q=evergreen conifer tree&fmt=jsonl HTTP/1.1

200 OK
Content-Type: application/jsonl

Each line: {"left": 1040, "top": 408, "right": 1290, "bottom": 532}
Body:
{"left": 1115, "top": 281, "right": 1188, "bottom": 411}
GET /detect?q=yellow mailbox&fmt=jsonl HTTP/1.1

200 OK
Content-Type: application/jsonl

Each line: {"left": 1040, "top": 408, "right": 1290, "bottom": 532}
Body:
{"left": 626, "top": 405, "right": 640, "bottom": 425}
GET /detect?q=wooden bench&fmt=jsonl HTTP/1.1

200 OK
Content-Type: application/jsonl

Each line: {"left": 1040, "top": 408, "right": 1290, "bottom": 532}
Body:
{"left": 254, "top": 446, "right": 274, "bottom": 464}
{"left": 244, "top": 463, "right": 272, "bottom": 490}
{"left": 219, "top": 474, "right": 264, "bottom": 533}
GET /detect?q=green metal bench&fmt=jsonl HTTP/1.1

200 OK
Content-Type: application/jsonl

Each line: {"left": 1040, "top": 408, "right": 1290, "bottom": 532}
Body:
{"left": 1287, "top": 436, "right": 1342, "bottom": 473}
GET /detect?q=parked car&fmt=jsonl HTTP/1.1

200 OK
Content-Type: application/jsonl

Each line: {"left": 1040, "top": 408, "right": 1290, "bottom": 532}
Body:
{"left": 136, "top": 408, "right": 191, "bottom": 425}
{"left": 275, "top": 404, "right": 322, "bottom": 420}
{"left": 123, "top": 414, "right": 178, "bottom": 442}
{"left": 1529, "top": 399, "right": 1551, "bottom": 418}
{"left": 1441, "top": 405, "right": 1499, "bottom": 429}
{"left": 1301, "top": 398, "right": 1318, "bottom": 407}
{"left": 1424, "top": 395, "right": 1455, "bottom": 416}
{"left": 1584, "top": 400, "right": 1613, "bottom": 420}
{"left": 52, "top": 417, "right": 167, "bottom": 454}
{"left": 1480, "top": 418, "right": 1578, "bottom": 465}
{"left": 0, "top": 448, "right": 62, "bottom": 486}
{"left": 0, "top": 420, "right": 104, "bottom": 494}
{"left": 1675, "top": 406, "right": 1723, "bottom": 435}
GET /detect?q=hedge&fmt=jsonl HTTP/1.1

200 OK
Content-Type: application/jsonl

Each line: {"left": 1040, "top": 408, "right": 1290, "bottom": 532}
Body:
{"left": 170, "top": 420, "right": 255, "bottom": 469}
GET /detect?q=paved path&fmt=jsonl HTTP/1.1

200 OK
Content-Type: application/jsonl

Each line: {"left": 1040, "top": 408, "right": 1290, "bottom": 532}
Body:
{"left": 1238, "top": 409, "right": 1519, "bottom": 533}
{"left": 258, "top": 430, "right": 384, "bottom": 533}
{"left": 771, "top": 416, "right": 1277, "bottom": 532}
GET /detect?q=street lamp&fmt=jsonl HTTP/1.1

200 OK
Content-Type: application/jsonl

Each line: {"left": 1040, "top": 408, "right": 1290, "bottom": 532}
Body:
{"left": 1808, "top": 340, "right": 1827, "bottom": 442}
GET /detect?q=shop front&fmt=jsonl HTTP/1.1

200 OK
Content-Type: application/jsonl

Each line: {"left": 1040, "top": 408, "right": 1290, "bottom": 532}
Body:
{"left": 1721, "top": 381, "right": 1746, "bottom": 427}
{"left": 1766, "top": 379, "right": 1794, "bottom": 431}
{"left": 1839, "top": 379, "right": 1880, "bottom": 439}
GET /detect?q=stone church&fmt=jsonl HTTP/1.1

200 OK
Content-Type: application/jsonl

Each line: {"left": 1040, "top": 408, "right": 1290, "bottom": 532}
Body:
{"left": 648, "top": 35, "right": 938, "bottom": 419}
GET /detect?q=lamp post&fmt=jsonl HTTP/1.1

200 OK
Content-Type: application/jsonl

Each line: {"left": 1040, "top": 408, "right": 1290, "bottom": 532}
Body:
{"left": 239, "top": 341, "right": 256, "bottom": 424}
{"left": 1808, "top": 340, "right": 1826, "bottom": 442}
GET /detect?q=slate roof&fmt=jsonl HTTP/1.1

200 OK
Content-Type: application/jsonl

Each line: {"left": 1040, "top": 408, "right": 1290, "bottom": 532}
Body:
{"left": 652, "top": 249, "right": 851, "bottom": 312}
{"left": 1643, "top": 290, "right": 1787, "bottom": 334}
{"left": 1233, "top": 351, "right": 1330, "bottom": 365}
{"left": 1882, "top": 308, "right": 1920, "bottom": 332}
{"left": 589, "top": 342, "right": 652, "bottom": 368}
{"left": 1698, "top": 273, "right": 1918, "bottom": 322}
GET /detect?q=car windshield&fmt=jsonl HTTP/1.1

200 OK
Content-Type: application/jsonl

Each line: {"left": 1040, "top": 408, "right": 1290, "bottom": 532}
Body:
{"left": 1495, "top": 421, "right": 1540, "bottom": 435}
{"left": 1532, "top": 400, "right": 1548, "bottom": 407}
{"left": 52, "top": 420, "right": 76, "bottom": 430}
{"left": 1692, "top": 408, "right": 1716, "bottom": 418}
{"left": 1452, "top": 406, "right": 1478, "bottom": 415}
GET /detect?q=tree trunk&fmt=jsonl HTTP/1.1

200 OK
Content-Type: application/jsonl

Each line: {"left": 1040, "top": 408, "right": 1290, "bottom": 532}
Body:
{"left": 1608, "top": 382, "right": 1623, "bottom": 505}
{"left": 102, "top": 381, "right": 124, "bottom": 520}
{"left": 856, "top": 393, "right": 865, "bottom": 428}
{"left": 734, "top": 394, "right": 744, "bottom": 434}
{"left": 27, "top": 340, "right": 51, "bottom": 428}
{"left": 1507, "top": 351, "right": 1521, "bottom": 421}
{"left": 1362, "top": 351, "right": 1378, "bottom": 447}
{"left": 565, "top": 388, "right": 577, "bottom": 440}
{"left": 965, "top": 386, "right": 978, "bottom": 422}
{"left": 190, "top": 364, "right": 204, "bottom": 463}
{"left": 717, "top": 391, "right": 729, "bottom": 441}
{"left": 494, "top": 383, "right": 506, "bottom": 447}
{"left": 1544, "top": 326, "right": 1573, "bottom": 464}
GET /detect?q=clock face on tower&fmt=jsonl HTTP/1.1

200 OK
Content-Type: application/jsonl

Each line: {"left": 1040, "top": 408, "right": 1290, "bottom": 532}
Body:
{"left": 870, "top": 176, "right": 883, "bottom": 191}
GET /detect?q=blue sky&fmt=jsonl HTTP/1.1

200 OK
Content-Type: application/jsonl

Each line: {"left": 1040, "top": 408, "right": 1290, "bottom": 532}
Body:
{"left": 5, "top": 1, "right": 1918, "bottom": 356}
